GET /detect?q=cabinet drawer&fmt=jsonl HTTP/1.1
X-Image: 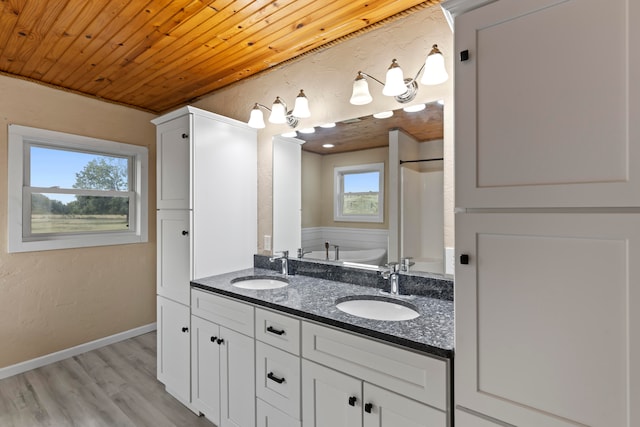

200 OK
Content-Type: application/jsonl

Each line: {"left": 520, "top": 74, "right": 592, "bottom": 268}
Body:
{"left": 256, "top": 341, "right": 301, "bottom": 419}
{"left": 257, "top": 398, "right": 301, "bottom": 427}
{"left": 255, "top": 308, "right": 300, "bottom": 355}
{"left": 302, "top": 321, "right": 448, "bottom": 410}
{"left": 191, "top": 289, "right": 254, "bottom": 337}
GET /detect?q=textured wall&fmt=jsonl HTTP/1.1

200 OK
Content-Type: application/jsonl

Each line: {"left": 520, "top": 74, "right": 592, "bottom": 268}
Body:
{"left": 0, "top": 75, "right": 157, "bottom": 369}
{"left": 193, "top": 5, "right": 454, "bottom": 251}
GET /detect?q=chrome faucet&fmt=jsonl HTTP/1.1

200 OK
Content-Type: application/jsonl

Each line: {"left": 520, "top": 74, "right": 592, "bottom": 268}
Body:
{"left": 297, "top": 248, "right": 311, "bottom": 258}
{"left": 401, "top": 256, "right": 415, "bottom": 273}
{"left": 270, "top": 250, "right": 289, "bottom": 275}
{"left": 332, "top": 244, "right": 340, "bottom": 261}
{"left": 381, "top": 262, "right": 401, "bottom": 295}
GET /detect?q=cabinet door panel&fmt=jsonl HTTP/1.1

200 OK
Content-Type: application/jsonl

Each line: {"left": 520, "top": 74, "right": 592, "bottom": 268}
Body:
{"left": 302, "top": 360, "right": 362, "bottom": 427}
{"left": 191, "top": 316, "right": 221, "bottom": 424}
{"left": 455, "top": 408, "right": 506, "bottom": 427}
{"left": 157, "top": 210, "right": 191, "bottom": 304}
{"left": 363, "top": 383, "right": 446, "bottom": 427}
{"left": 220, "top": 327, "right": 255, "bottom": 427}
{"left": 156, "top": 115, "right": 191, "bottom": 209}
{"left": 257, "top": 399, "right": 301, "bottom": 427}
{"left": 455, "top": 0, "right": 640, "bottom": 208}
{"left": 256, "top": 342, "right": 301, "bottom": 419}
{"left": 455, "top": 213, "right": 640, "bottom": 427}
{"left": 157, "top": 296, "right": 190, "bottom": 405}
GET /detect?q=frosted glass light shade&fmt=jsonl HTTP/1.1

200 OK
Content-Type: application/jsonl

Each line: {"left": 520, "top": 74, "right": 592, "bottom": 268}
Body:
{"left": 269, "top": 97, "right": 287, "bottom": 124}
{"left": 383, "top": 59, "right": 407, "bottom": 97}
{"left": 350, "top": 73, "right": 373, "bottom": 105}
{"left": 292, "top": 89, "right": 311, "bottom": 118}
{"left": 248, "top": 104, "right": 266, "bottom": 129}
{"left": 421, "top": 44, "right": 449, "bottom": 86}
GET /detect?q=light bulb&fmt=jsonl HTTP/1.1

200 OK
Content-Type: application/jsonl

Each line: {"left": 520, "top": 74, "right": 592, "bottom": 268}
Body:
{"left": 421, "top": 44, "right": 449, "bottom": 86}
{"left": 350, "top": 72, "right": 373, "bottom": 105}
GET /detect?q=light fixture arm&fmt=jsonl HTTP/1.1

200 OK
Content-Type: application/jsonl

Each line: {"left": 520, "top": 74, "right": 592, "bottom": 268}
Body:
{"left": 357, "top": 71, "right": 385, "bottom": 87}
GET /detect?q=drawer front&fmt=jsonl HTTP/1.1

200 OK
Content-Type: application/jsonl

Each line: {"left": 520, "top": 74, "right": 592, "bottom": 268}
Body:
{"left": 256, "top": 341, "right": 301, "bottom": 419}
{"left": 255, "top": 308, "right": 301, "bottom": 355}
{"left": 191, "top": 289, "right": 254, "bottom": 337}
{"left": 302, "top": 321, "right": 448, "bottom": 410}
{"left": 257, "top": 398, "right": 301, "bottom": 427}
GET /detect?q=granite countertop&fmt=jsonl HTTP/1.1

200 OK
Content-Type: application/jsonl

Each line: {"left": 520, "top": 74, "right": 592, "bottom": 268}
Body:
{"left": 191, "top": 267, "right": 454, "bottom": 359}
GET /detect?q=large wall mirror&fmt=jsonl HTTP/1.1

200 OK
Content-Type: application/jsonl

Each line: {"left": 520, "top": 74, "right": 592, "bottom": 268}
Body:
{"left": 273, "top": 101, "right": 446, "bottom": 276}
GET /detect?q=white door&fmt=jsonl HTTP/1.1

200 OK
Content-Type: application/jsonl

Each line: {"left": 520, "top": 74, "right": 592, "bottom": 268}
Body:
{"left": 156, "top": 114, "right": 191, "bottom": 209}
{"left": 157, "top": 210, "right": 191, "bottom": 305}
{"left": 455, "top": 0, "right": 640, "bottom": 208}
{"left": 302, "top": 360, "right": 362, "bottom": 427}
{"left": 455, "top": 213, "right": 640, "bottom": 427}
{"left": 191, "top": 315, "right": 221, "bottom": 425}
{"left": 220, "top": 327, "right": 255, "bottom": 427}
{"left": 363, "top": 382, "right": 446, "bottom": 427}
{"left": 157, "top": 296, "right": 190, "bottom": 404}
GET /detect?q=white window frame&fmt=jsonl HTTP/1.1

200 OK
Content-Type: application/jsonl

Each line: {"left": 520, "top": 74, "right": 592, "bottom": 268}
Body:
{"left": 7, "top": 124, "right": 148, "bottom": 253}
{"left": 334, "top": 162, "right": 384, "bottom": 223}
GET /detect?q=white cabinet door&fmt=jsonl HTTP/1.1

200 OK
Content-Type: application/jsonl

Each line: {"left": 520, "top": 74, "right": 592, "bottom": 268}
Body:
{"left": 256, "top": 341, "right": 300, "bottom": 420}
{"left": 302, "top": 360, "right": 362, "bottom": 427}
{"left": 191, "top": 316, "right": 221, "bottom": 425}
{"left": 363, "top": 383, "right": 446, "bottom": 427}
{"left": 455, "top": 0, "right": 640, "bottom": 208}
{"left": 257, "top": 399, "right": 300, "bottom": 427}
{"left": 157, "top": 296, "right": 191, "bottom": 405}
{"left": 455, "top": 213, "right": 640, "bottom": 427}
{"left": 220, "top": 326, "right": 255, "bottom": 427}
{"left": 157, "top": 210, "right": 191, "bottom": 304}
{"left": 156, "top": 114, "right": 191, "bottom": 209}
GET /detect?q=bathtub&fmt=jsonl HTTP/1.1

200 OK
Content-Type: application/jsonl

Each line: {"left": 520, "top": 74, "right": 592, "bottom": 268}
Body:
{"left": 303, "top": 248, "right": 387, "bottom": 266}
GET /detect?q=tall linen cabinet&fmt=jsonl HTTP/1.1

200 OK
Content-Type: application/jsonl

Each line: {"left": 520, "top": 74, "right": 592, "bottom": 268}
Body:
{"left": 152, "top": 106, "right": 257, "bottom": 408}
{"left": 445, "top": 0, "right": 640, "bottom": 426}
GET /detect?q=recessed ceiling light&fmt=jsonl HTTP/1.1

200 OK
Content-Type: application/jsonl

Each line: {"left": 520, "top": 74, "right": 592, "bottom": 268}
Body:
{"left": 403, "top": 103, "right": 426, "bottom": 113}
{"left": 373, "top": 111, "right": 393, "bottom": 119}
{"left": 281, "top": 131, "right": 298, "bottom": 137}
{"left": 320, "top": 122, "right": 336, "bottom": 128}
{"left": 299, "top": 127, "right": 316, "bottom": 134}
{"left": 322, "top": 143, "right": 334, "bottom": 148}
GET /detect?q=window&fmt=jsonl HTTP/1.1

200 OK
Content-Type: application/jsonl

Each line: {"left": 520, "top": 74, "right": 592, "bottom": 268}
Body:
{"left": 334, "top": 162, "right": 384, "bottom": 223}
{"left": 8, "top": 124, "right": 148, "bottom": 252}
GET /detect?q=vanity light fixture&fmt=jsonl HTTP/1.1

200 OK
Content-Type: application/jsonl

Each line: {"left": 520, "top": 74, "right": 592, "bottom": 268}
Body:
{"left": 350, "top": 44, "right": 448, "bottom": 106}
{"left": 247, "top": 89, "right": 311, "bottom": 129}
{"left": 373, "top": 111, "right": 394, "bottom": 119}
{"left": 403, "top": 103, "right": 426, "bottom": 113}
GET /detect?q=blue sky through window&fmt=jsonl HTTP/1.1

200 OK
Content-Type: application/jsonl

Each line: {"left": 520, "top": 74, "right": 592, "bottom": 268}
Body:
{"left": 344, "top": 171, "right": 379, "bottom": 193}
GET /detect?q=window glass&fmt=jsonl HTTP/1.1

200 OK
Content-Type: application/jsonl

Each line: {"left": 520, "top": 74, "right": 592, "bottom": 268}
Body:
{"left": 334, "top": 163, "right": 384, "bottom": 223}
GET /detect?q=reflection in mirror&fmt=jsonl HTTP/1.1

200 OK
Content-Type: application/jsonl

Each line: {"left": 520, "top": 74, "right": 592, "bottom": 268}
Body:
{"left": 285, "top": 101, "right": 444, "bottom": 275}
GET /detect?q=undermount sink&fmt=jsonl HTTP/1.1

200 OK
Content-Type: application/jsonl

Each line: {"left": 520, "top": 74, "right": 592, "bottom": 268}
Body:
{"left": 231, "top": 276, "right": 289, "bottom": 290}
{"left": 335, "top": 295, "right": 420, "bottom": 321}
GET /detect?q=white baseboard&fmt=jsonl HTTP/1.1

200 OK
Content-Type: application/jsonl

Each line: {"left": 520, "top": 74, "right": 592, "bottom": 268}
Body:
{"left": 0, "top": 322, "right": 157, "bottom": 380}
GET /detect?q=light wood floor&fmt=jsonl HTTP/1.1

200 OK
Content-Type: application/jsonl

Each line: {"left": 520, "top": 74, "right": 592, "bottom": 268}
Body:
{"left": 0, "top": 331, "right": 214, "bottom": 427}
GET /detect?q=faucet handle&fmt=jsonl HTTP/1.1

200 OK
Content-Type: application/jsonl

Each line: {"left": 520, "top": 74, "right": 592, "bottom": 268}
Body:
{"left": 385, "top": 262, "right": 400, "bottom": 273}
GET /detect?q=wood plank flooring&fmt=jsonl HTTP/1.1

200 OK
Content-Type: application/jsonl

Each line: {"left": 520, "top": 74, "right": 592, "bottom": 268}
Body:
{"left": 0, "top": 331, "right": 214, "bottom": 427}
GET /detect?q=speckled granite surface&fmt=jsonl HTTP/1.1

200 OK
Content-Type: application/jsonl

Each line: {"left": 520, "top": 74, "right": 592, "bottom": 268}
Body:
{"left": 191, "top": 267, "right": 454, "bottom": 359}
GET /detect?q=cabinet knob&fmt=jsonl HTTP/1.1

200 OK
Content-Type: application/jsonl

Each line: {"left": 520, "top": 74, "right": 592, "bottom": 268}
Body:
{"left": 460, "top": 50, "right": 470, "bottom": 61}
{"left": 181, "top": 230, "right": 189, "bottom": 236}
{"left": 181, "top": 327, "right": 189, "bottom": 333}
{"left": 210, "top": 336, "right": 218, "bottom": 342}
{"left": 216, "top": 338, "right": 224, "bottom": 345}
{"left": 266, "top": 326, "right": 286, "bottom": 336}
{"left": 364, "top": 403, "right": 373, "bottom": 413}
{"left": 181, "top": 133, "right": 189, "bottom": 139}
{"left": 460, "top": 254, "right": 470, "bottom": 265}
{"left": 267, "top": 372, "right": 286, "bottom": 384}
{"left": 348, "top": 396, "right": 357, "bottom": 407}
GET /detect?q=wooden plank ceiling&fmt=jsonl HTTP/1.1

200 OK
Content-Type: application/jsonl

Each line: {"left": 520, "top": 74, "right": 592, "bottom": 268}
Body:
{"left": 0, "top": 0, "right": 441, "bottom": 113}
{"left": 297, "top": 101, "right": 444, "bottom": 154}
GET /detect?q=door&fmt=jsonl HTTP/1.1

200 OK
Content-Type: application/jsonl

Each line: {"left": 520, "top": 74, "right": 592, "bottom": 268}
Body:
{"left": 157, "top": 296, "right": 190, "bottom": 405}
{"left": 157, "top": 210, "right": 191, "bottom": 305}
{"left": 191, "top": 315, "right": 221, "bottom": 424}
{"left": 302, "top": 360, "right": 362, "bottom": 427}
{"left": 363, "top": 383, "right": 446, "bottom": 427}
{"left": 455, "top": 212, "right": 640, "bottom": 427}
{"left": 156, "top": 114, "right": 191, "bottom": 209}
{"left": 220, "top": 327, "right": 255, "bottom": 427}
{"left": 455, "top": 0, "right": 640, "bottom": 208}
